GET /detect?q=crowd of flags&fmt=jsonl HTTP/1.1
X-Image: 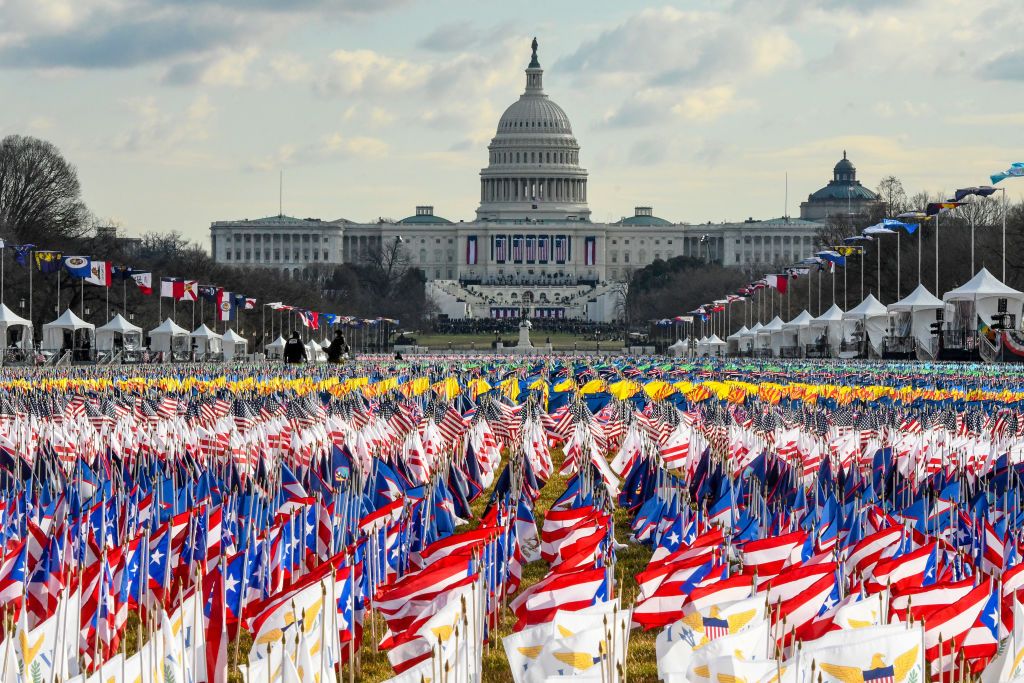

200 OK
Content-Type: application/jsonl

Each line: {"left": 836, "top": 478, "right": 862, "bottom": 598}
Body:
{"left": 4, "top": 358, "right": 1024, "bottom": 681}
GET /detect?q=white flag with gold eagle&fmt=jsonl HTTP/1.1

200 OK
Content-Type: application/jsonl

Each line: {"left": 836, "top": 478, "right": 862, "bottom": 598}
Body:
{"left": 805, "top": 624, "right": 924, "bottom": 683}
{"left": 656, "top": 595, "right": 767, "bottom": 680}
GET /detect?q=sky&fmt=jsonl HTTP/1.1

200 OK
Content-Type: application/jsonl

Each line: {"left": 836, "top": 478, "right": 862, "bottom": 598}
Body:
{"left": 2, "top": 0, "right": 1023, "bottom": 244}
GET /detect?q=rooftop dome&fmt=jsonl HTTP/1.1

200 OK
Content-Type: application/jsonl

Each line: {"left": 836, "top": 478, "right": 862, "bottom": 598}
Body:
{"left": 495, "top": 36, "right": 573, "bottom": 135}
{"left": 616, "top": 206, "right": 673, "bottom": 226}
{"left": 834, "top": 152, "right": 855, "bottom": 174}
{"left": 497, "top": 98, "right": 573, "bottom": 135}
{"left": 398, "top": 206, "right": 453, "bottom": 225}
{"left": 806, "top": 151, "right": 878, "bottom": 202}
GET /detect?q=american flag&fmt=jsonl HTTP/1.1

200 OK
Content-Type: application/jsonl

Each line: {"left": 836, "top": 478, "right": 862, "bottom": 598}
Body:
{"left": 554, "top": 235, "right": 568, "bottom": 263}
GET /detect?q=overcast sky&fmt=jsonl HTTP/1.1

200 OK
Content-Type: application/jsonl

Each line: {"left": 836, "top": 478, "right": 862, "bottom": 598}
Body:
{"left": 2, "top": 0, "right": 1022, "bottom": 242}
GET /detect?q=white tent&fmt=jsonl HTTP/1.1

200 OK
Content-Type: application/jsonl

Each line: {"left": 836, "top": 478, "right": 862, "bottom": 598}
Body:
{"left": 726, "top": 325, "right": 749, "bottom": 355}
{"left": 95, "top": 314, "right": 142, "bottom": 352}
{"left": 222, "top": 329, "right": 248, "bottom": 361}
{"left": 305, "top": 339, "right": 326, "bottom": 362}
{"left": 149, "top": 318, "right": 190, "bottom": 354}
{"left": 781, "top": 310, "right": 814, "bottom": 355}
{"left": 190, "top": 324, "right": 223, "bottom": 356}
{"left": 266, "top": 335, "right": 286, "bottom": 359}
{"left": 706, "top": 334, "right": 727, "bottom": 357}
{"left": 695, "top": 336, "right": 708, "bottom": 355}
{"left": 756, "top": 316, "right": 784, "bottom": 356}
{"left": 888, "top": 284, "right": 944, "bottom": 350}
{"left": 667, "top": 339, "right": 689, "bottom": 357}
{"left": 843, "top": 294, "right": 890, "bottom": 355}
{"left": 737, "top": 322, "right": 761, "bottom": 354}
{"left": 42, "top": 309, "right": 95, "bottom": 352}
{"left": 0, "top": 303, "right": 32, "bottom": 350}
{"left": 943, "top": 267, "right": 1024, "bottom": 333}
{"left": 808, "top": 304, "right": 847, "bottom": 356}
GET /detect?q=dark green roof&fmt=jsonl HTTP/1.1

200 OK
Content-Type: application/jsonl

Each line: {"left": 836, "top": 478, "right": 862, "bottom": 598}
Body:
{"left": 616, "top": 214, "right": 673, "bottom": 226}
{"left": 808, "top": 181, "right": 878, "bottom": 202}
{"left": 398, "top": 213, "right": 454, "bottom": 225}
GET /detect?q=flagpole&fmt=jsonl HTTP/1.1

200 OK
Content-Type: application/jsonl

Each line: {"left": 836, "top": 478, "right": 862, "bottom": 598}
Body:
{"left": 921, "top": 216, "right": 929, "bottom": 286}
{"left": 28, "top": 249, "right": 33, "bottom": 342}
{"left": 80, "top": 276, "right": 84, "bottom": 319}
{"left": 57, "top": 267, "right": 61, "bottom": 313}
{"left": 843, "top": 258, "right": 847, "bottom": 309}
{"left": 935, "top": 210, "right": 940, "bottom": 295}
{"left": 860, "top": 248, "right": 864, "bottom": 303}
{"left": 1001, "top": 187, "right": 1008, "bottom": 281}
{"left": 876, "top": 238, "right": 881, "bottom": 301}
{"left": 0, "top": 243, "right": 4, "bottom": 303}
{"left": 970, "top": 201, "right": 976, "bottom": 275}
{"left": 897, "top": 230, "right": 901, "bottom": 301}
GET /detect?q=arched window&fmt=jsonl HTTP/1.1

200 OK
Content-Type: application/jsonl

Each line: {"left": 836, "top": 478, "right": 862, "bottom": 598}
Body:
{"left": 419, "top": 249, "right": 427, "bottom": 264}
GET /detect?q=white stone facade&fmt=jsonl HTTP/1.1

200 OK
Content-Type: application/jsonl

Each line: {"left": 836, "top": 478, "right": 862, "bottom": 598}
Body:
{"left": 209, "top": 40, "right": 828, "bottom": 322}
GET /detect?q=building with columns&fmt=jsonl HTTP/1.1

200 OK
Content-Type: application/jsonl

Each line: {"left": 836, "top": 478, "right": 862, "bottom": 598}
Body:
{"left": 211, "top": 39, "right": 852, "bottom": 322}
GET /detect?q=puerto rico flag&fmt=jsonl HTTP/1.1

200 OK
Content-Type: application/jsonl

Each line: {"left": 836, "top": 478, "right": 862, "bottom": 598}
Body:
{"left": 584, "top": 236, "right": 596, "bottom": 266}
{"left": 466, "top": 236, "right": 478, "bottom": 265}
{"left": 494, "top": 236, "right": 506, "bottom": 263}
{"left": 86, "top": 260, "right": 112, "bottom": 287}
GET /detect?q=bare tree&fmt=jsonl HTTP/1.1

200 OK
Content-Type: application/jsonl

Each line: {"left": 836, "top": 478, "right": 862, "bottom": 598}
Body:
{"left": 876, "top": 175, "right": 909, "bottom": 217}
{"left": 0, "top": 135, "right": 89, "bottom": 242}
{"left": 361, "top": 237, "right": 412, "bottom": 301}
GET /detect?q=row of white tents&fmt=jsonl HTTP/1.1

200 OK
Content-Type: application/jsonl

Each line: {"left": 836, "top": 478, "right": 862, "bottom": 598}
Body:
{"left": 0, "top": 307, "right": 251, "bottom": 361}
{"left": 0, "top": 305, "right": 342, "bottom": 363}
{"left": 671, "top": 268, "right": 1024, "bottom": 359}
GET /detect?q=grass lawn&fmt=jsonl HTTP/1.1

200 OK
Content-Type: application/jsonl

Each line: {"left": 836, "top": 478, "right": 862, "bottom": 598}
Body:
{"left": 406, "top": 332, "right": 625, "bottom": 352}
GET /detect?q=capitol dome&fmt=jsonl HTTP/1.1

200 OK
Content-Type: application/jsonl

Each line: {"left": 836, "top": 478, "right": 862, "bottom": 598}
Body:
{"left": 496, "top": 96, "right": 573, "bottom": 134}
{"left": 477, "top": 38, "right": 590, "bottom": 222}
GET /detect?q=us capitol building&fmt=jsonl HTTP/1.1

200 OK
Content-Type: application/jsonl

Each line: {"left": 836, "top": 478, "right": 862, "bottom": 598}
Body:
{"left": 210, "top": 39, "right": 879, "bottom": 322}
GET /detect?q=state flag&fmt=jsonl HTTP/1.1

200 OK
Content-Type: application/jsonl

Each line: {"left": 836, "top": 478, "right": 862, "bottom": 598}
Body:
{"left": 86, "top": 260, "right": 112, "bottom": 287}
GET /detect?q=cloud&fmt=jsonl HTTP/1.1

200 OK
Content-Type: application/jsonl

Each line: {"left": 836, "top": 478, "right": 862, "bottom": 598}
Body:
{"left": 162, "top": 47, "right": 260, "bottom": 86}
{"left": 417, "top": 21, "right": 476, "bottom": 52}
{"left": 555, "top": 8, "right": 799, "bottom": 88}
{"left": 672, "top": 86, "right": 753, "bottom": 122}
{"left": 0, "top": 13, "right": 241, "bottom": 69}
{"left": 982, "top": 49, "right": 1024, "bottom": 81}
{"left": 315, "top": 49, "right": 432, "bottom": 96}
{"left": 0, "top": 0, "right": 409, "bottom": 71}
{"left": 248, "top": 132, "right": 389, "bottom": 171}
{"left": 114, "top": 95, "right": 215, "bottom": 152}
{"left": 628, "top": 138, "right": 670, "bottom": 165}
